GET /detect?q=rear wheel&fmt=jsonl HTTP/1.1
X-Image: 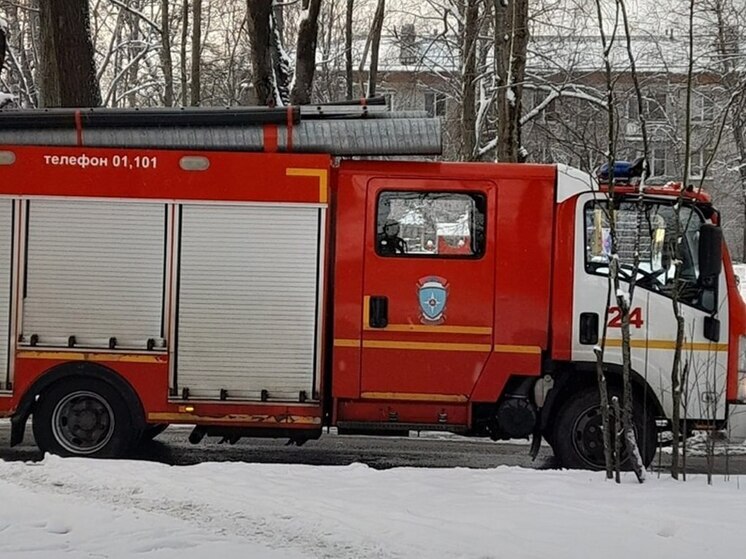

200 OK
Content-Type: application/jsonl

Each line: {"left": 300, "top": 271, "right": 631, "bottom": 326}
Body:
{"left": 551, "top": 386, "right": 657, "bottom": 471}
{"left": 33, "top": 377, "right": 136, "bottom": 458}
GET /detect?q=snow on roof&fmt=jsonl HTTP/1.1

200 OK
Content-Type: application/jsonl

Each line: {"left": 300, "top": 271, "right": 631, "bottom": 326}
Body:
{"left": 361, "top": 31, "right": 742, "bottom": 76}
{"left": 527, "top": 33, "right": 741, "bottom": 74}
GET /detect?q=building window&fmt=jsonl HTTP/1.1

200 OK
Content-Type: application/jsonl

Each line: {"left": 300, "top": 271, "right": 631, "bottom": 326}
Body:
{"left": 692, "top": 92, "right": 715, "bottom": 123}
{"left": 376, "top": 191, "right": 486, "bottom": 257}
{"left": 629, "top": 92, "right": 668, "bottom": 122}
{"left": 424, "top": 91, "right": 446, "bottom": 117}
{"left": 651, "top": 145, "right": 667, "bottom": 177}
{"left": 649, "top": 92, "right": 668, "bottom": 121}
{"left": 627, "top": 96, "right": 640, "bottom": 120}
{"left": 690, "top": 148, "right": 714, "bottom": 180}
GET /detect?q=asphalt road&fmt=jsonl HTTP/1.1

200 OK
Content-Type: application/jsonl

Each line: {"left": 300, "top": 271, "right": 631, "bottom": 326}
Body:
{"left": 1, "top": 421, "right": 746, "bottom": 475}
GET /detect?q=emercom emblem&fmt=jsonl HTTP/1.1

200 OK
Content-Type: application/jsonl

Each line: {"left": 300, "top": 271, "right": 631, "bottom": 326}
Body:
{"left": 418, "top": 276, "right": 449, "bottom": 325}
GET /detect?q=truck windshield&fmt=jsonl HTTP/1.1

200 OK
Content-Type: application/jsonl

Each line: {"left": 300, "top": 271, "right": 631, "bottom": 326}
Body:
{"left": 584, "top": 201, "right": 706, "bottom": 305}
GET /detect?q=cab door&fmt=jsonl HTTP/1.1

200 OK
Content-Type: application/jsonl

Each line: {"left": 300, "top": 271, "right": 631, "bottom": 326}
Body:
{"left": 573, "top": 194, "right": 729, "bottom": 420}
{"left": 359, "top": 178, "right": 496, "bottom": 401}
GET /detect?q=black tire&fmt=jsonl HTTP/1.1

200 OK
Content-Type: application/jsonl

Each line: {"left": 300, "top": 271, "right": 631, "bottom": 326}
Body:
{"left": 33, "top": 377, "right": 137, "bottom": 458}
{"left": 551, "top": 386, "right": 657, "bottom": 471}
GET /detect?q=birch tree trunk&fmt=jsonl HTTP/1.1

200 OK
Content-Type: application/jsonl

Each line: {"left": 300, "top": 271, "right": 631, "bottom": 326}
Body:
{"left": 290, "top": 0, "right": 322, "bottom": 105}
{"left": 39, "top": 0, "right": 101, "bottom": 107}
{"left": 594, "top": 0, "right": 616, "bottom": 480}
{"left": 269, "top": 5, "right": 291, "bottom": 104}
{"left": 670, "top": 0, "right": 697, "bottom": 481}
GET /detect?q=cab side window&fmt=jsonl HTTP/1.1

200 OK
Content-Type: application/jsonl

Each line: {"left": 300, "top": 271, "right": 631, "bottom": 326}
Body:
{"left": 376, "top": 191, "right": 486, "bottom": 257}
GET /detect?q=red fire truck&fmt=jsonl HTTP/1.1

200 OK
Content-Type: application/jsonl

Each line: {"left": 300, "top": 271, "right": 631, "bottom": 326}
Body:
{"left": 0, "top": 102, "right": 744, "bottom": 470}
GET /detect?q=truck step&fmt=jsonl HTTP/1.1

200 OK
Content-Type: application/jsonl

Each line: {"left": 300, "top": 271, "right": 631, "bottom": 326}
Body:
{"left": 336, "top": 421, "right": 468, "bottom": 436}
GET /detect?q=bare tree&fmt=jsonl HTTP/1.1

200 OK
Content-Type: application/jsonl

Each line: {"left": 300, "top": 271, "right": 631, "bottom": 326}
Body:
{"left": 367, "top": 0, "right": 385, "bottom": 97}
{"left": 269, "top": 3, "right": 291, "bottom": 104}
{"left": 495, "top": 0, "right": 529, "bottom": 162}
{"left": 181, "top": 0, "right": 189, "bottom": 105}
{"left": 345, "top": 0, "right": 354, "bottom": 99}
{"left": 246, "top": 0, "right": 275, "bottom": 105}
{"left": 0, "top": 18, "right": 6, "bottom": 75}
{"left": 709, "top": 0, "right": 746, "bottom": 258}
{"left": 290, "top": 0, "right": 322, "bottom": 104}
{"left": 161, "top": 0, "right": 175, "bottom": 106}
{"left": 190, "top": 0, "right": 201, "bottom": 105}
{"left": 39, "top": 0, "right": 101, "bottom": 107}
{"left": 460, "top": 0, "right": 479, "bottom": 161}
{"left": 593, "top": 0, "right": 617, "bottom": 481}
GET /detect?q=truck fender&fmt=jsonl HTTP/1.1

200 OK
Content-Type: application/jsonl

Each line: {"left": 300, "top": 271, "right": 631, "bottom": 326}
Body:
{"left": 538, "top": 362, "right": 665, "bottom": 434}
{"left": 11, "top": 361, "right": 146, "bottom": 447}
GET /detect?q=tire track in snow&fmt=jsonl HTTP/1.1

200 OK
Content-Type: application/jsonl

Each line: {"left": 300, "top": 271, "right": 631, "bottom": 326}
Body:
{"left": 3, "top": 458, "right": 395, "bottom": 559}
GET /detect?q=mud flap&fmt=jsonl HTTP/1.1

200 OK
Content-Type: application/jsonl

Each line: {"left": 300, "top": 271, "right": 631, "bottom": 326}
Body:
{"left": 529, "top": 429, "right": 542, "bottom": 460}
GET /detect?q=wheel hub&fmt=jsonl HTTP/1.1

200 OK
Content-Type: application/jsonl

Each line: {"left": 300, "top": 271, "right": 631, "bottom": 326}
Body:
{"left": 52, "top": 391, "right": 115, "bottom": 455}
{"left": 572, "top": 405, "right": 625, "bottom": 469}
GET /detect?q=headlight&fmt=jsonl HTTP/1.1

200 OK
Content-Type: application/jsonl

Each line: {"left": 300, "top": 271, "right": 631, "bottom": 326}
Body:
{"left": 739, "top": 336, "right": 746, "bottom": 401}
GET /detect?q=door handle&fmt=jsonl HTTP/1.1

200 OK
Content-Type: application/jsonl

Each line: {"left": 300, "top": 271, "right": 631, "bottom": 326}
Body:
{"left": 369, "top": 296, "right": 388, "bottom": 328}
{"left": 579, "top": 312, "right": 599, "bottom": 345}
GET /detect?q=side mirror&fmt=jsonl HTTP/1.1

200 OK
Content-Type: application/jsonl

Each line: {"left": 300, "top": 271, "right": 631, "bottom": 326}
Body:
{"left": 699, "top": 224, "right": 722, "bottom": 287}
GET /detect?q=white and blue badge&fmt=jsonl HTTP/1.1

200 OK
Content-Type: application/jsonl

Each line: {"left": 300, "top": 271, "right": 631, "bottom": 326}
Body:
{"left": 417, "top": 276, "right": 449, "bottom": 325}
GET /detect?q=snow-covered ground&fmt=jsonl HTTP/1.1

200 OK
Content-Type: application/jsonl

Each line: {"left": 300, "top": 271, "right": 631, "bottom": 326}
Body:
{"left": 0, "top": 455, "right": 744, "bottom": 558}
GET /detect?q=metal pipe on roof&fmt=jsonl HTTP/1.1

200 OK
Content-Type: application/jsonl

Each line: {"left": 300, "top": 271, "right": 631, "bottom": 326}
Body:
{"left": 0, "top": 106, "right": 442, "bottom": 156}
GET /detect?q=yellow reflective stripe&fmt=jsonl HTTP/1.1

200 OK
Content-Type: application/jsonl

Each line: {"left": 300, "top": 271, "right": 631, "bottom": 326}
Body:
{"left": 605, "top": 339, "right": 728, "bottom": 352}
{"left": 493, "top": 344, "right": 542, "bottom": 354}
{"left": 16, "top": 351, "right": 165, "bottom": 363}
{"left": 361, "top": 391, "right": 468, "bottom": 403}
{"left": 286, "top": 167, "right": 328, "bottom": 203}
{"left": 362, "top": 340, "right": 491, "bottom": 352}
{"left": 336, "top": 339, "right": 539, "bottom": 353}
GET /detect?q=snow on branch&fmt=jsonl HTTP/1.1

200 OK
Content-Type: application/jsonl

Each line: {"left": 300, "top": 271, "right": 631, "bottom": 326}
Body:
{"left": 110, "top": 0, "right": 163, "bottom": 35}
{"left": 521, "top": 83, "right": 607, "bottom": 125}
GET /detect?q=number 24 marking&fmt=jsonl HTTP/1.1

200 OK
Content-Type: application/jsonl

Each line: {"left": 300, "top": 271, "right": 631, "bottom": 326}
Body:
{"left": 608, "top": 307, "right": 644, "bottom": 329}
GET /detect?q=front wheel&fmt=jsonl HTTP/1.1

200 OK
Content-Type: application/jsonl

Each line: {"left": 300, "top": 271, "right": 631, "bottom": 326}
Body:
{"left": 33, "top": 377, "right": 136, "bottom": 458}
{"left": 551, "top": 386, "right": 657, "bottom": 471}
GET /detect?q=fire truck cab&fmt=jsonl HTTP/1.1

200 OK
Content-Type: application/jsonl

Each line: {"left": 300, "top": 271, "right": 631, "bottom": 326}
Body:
{"left": 0, "top": 104, "right": 744, "bottom": 470}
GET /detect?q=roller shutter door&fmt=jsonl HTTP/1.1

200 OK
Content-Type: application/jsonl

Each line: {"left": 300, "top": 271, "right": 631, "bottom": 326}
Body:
{"left": 22, "top": 200, "right": 166, "bottom": 349}
{"left": 176, "top": 204, "right": 322, "bottom": 401}
{"left": 0, "top": 200, "right": 12, "bottom": 382}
